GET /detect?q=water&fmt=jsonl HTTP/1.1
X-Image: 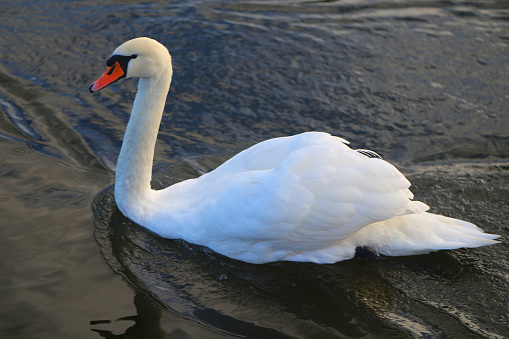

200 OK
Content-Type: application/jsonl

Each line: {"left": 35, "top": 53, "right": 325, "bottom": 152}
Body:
{"left": 0, "top": 0, "right": 508, "bottom": 338}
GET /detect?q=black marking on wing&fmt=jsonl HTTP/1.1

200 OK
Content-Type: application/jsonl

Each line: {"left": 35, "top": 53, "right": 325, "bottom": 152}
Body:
{"left": 356, "top": 149, "right": 382, "bottom": 159}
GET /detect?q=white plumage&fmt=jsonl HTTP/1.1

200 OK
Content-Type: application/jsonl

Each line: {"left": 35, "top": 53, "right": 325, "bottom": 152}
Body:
{"left": 90, "top": 37, "right": 499, "bottom": 264}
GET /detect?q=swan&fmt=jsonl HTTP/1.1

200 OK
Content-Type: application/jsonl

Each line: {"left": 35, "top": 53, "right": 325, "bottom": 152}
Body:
{"left": 90, "top": 37, "right": 500, "bottom": 264}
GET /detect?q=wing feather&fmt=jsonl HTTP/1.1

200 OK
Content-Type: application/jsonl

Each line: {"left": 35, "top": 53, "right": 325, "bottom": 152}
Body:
{"left": 156, "top": 132, "right": 424, "bottom": 262}
{"left": 205, "top": 134, "right": 415, "bottom": 251}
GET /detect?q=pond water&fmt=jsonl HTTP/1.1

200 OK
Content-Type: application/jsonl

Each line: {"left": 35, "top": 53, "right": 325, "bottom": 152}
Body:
{"left": 0, "top": 0, "right": 508, "bottom": 338}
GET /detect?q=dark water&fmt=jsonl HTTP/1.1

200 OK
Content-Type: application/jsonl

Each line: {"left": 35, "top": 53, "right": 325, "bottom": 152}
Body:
{"left": 0, "top": 0, "right": 508, "bottom": 338}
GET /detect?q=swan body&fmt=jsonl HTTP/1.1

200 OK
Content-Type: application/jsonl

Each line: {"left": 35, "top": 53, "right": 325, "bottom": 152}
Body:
{"left": 90, "top": 37, "right": 500, "bottom": 264}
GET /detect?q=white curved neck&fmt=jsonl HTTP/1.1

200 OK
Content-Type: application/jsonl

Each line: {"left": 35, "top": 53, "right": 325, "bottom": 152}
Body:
{"left": 115, "top": 72, "right": 172, "bottom": 224}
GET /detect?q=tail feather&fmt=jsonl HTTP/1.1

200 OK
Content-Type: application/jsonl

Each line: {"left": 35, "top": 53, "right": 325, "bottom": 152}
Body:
{"left": 349, "top": 212, "right": 500, "bottom": 257}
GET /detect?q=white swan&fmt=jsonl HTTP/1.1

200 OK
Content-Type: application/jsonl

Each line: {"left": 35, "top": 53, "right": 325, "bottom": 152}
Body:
{"left": 90, "top": 37, "right": 499, "bottom": 264}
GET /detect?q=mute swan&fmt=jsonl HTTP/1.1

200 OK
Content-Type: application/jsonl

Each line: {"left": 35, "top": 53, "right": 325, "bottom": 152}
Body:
{"left": 90, "top": 37, "right": 499, "bottom": 264}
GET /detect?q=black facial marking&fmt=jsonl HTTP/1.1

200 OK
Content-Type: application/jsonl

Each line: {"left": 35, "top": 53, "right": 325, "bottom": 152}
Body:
{"left": 106, "top": 54, "right": 138, "bottom": 71}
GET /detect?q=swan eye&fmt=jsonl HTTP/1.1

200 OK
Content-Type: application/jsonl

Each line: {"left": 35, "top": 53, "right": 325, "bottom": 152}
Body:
{"left": 131, "top": 54, "right": 137, "bottom": 59}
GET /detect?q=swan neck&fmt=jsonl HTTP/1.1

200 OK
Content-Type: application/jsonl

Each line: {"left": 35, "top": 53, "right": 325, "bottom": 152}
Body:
{"left": 115, "top": 73, "right": 172, "bottom": 223}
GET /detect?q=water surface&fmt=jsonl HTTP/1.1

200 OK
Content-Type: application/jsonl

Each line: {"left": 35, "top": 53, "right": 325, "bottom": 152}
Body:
{"left": 0, "top": 0, "right": 508, "bottom": 338}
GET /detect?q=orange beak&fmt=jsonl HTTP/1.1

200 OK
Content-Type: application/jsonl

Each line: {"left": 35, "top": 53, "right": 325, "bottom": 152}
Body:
{"left": 89, "top": 61, "right": 126, "bottom": 93}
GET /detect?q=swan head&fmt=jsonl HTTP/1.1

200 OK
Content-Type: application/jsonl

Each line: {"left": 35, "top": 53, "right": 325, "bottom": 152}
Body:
{"left": 90, "top": 37, "right": 172, "bottom": 93}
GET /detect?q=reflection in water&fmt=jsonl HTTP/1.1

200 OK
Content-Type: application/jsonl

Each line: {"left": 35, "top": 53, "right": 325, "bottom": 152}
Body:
{"left": 91, "top": 293, "right": 166, "bottom": 339}
{"left": 92, "top": 162, "right": 508, "bottom": 338}
{"left": 91, "top": 165, "right": 382, "bottom": 338}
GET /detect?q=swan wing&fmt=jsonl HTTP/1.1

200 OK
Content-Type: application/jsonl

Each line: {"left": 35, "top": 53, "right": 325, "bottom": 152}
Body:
{"left": 209, "top": 132, "right": 349, "bottom": 174}
{"left": 199, "top": 133, "right": 424, "bottom": 263}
